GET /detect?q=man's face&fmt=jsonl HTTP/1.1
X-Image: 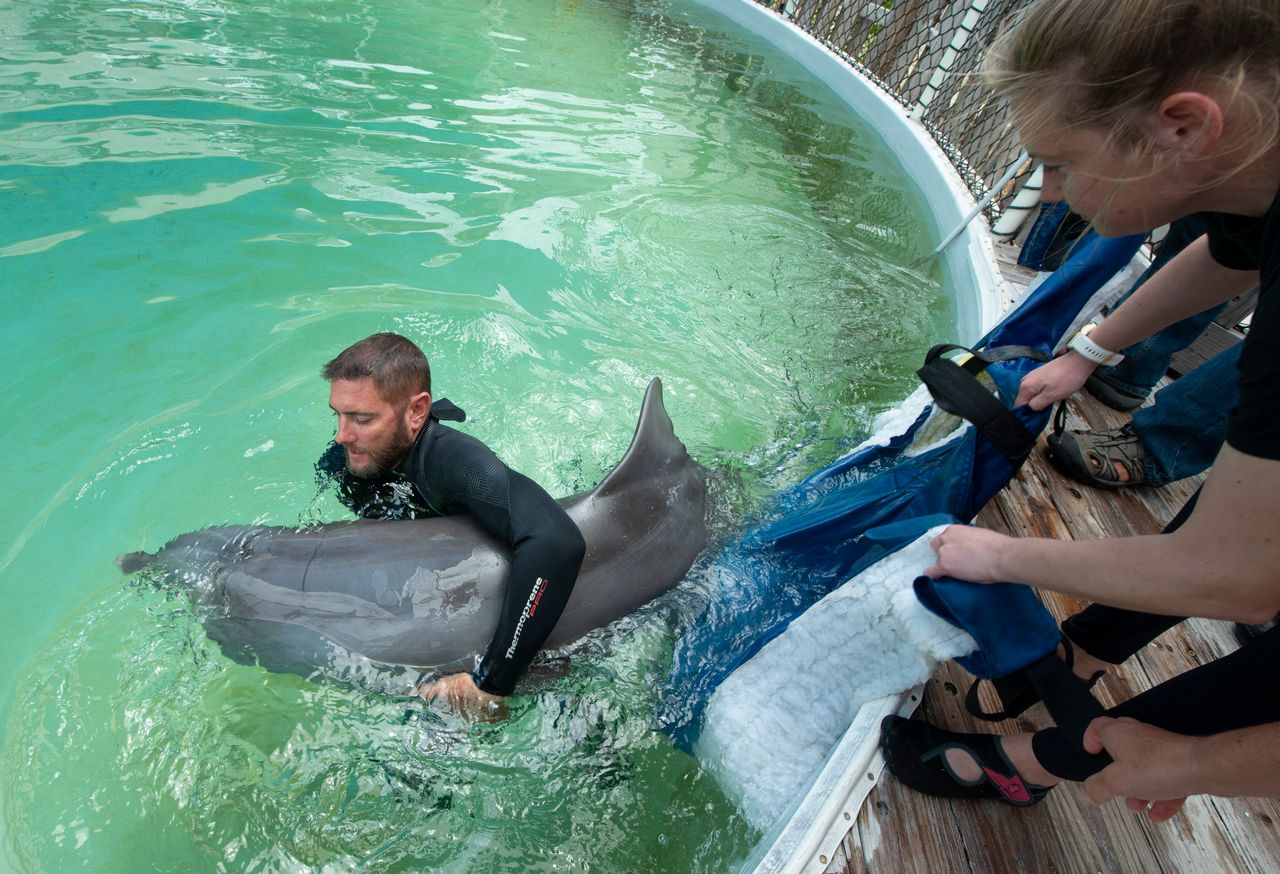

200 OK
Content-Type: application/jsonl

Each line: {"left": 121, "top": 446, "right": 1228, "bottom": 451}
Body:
{"left": 328, "top": 378, "right": 418, "bottom": 478}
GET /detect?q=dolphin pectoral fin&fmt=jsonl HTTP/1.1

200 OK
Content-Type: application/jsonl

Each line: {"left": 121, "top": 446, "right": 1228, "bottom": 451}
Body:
{"left": 204, "top": 616, "right": 336, "bottom": 676}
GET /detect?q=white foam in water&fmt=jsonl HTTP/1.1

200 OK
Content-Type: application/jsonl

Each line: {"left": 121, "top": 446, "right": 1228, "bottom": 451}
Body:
{"left": 695, "top": 527, "right": 976, "bottom": 829}
{"left": 833, "top": 384, "right": 966, "bottom": 466}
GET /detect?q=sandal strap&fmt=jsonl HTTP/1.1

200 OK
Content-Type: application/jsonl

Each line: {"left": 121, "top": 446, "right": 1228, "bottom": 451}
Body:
{"left": 964, "top": 672, "right": 1039, "bottom": 722}
{"left": 1080, "top": 424, "right": 1145, "bottom": 483}
{"left": 964, "top": 633, "right": 1103, "bottom": 722}
{"left": 879, "top": 715, "right": 1051, "bottom": 806}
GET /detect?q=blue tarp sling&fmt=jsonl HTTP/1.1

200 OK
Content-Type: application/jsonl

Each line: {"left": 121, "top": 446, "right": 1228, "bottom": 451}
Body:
{"left": 660, "top": 231, "right": 1145, "bottom": 752}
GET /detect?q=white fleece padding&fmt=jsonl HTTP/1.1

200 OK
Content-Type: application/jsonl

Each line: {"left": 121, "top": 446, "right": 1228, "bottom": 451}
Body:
{"left": 695, "top": 526, "right": 976, "bottom": 829}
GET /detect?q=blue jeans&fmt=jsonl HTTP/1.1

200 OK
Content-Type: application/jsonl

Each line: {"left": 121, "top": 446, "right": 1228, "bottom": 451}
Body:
{"left": 1087, "top": 214, "right": 1238, "bottom": 485}
{"left": 1130, "top": 341, "right": 1240, "bottom": 485}
{"left": 1024, "top": 210, "right": 1238, "bottom": 484}
{"left": 1090, "top": 215, "right": 1221, "bottom": 399}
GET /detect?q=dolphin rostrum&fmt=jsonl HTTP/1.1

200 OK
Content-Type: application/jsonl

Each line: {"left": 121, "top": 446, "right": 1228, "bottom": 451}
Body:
{"left": 121, "top": 378, "right": 706, "bottom": 677}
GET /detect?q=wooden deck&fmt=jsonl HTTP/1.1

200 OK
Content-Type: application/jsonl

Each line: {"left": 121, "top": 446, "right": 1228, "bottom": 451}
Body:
{"left": 823, "top": 243, "right": 1280, "bottom": 873}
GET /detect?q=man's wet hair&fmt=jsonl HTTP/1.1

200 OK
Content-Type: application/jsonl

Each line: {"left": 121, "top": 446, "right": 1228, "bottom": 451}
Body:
{"left": 323, "top": 332, "right": 431, "bottom": 402}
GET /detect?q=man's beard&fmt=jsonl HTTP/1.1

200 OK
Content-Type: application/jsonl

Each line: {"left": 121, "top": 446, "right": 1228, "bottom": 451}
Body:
{"left": 346, "top": 423, "right": 415, "bottom": 479}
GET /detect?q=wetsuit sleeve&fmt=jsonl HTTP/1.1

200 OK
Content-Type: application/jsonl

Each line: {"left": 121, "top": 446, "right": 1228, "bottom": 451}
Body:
{"left": 472, "top": 471, "right": 585, "bottom": 696}
{"left": 434, "top": 446, "right": 586, "bottom": 696}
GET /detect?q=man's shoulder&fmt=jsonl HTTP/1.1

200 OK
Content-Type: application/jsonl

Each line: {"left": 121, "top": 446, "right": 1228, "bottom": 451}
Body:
{"left": 425, "top": 420, "right": 502, "bottom": 463}
{"left": 413, "top": 423, "right": 511, "bottom": 507}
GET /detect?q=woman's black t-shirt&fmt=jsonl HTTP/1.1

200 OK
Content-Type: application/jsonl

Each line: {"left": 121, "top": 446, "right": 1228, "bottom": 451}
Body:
{"left": 1201, "top": 187, "right": 1280, "bottom": 461}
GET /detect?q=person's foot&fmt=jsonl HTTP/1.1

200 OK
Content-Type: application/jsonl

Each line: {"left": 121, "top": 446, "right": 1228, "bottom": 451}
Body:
{"left": 1061, "top": 636, "right": 1110, "bottom": 682}
{"left": 879, "top": 716, "right": 1056, "bottom": 806}
{"left": 1047, "top": 423, "right": 1149, "bottom": 489}
{"left": 1085, "top": 373, "right": 1148, "bottom": 411}
{"left": 965, "top": 631, "right": 1110, "bottom": 722}
{"left": 943, "top": 733, "right": 1061, "bottom": 789}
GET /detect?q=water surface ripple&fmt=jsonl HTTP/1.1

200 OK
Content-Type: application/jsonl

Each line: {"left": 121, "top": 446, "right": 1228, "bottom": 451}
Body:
{"left": 0, "top": 0, "right": 950, "bottom": 870}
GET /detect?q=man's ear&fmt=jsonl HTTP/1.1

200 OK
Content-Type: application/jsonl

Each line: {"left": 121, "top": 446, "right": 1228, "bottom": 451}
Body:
{"left": 406, "top": 391, "right": 432, "bottom": 431}
{"left": 1153, "top": 91, "right": 1223, "bottom": 156}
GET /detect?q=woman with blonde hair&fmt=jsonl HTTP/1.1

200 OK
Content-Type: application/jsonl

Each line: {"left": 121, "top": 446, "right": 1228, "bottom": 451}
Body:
{"left": 881, "top": 0, "right": 1280, "bottom": 820}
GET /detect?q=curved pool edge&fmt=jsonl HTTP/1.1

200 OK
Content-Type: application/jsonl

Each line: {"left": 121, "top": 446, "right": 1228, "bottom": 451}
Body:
{"left": 681, "top": 2, "right": 1010, "bottom": 869}
{"left": 687, "top": 0, "right": 1010, "bottom": 343}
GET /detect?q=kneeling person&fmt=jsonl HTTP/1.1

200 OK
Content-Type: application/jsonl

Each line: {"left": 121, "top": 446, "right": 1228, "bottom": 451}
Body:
{"left": 317, "top": 332, "right": 586, "bottom": 714}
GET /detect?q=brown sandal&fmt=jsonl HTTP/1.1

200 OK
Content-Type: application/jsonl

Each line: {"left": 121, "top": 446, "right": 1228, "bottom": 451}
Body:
{"left": 1047, "top": 423, "right": 1147, "bottom": 488}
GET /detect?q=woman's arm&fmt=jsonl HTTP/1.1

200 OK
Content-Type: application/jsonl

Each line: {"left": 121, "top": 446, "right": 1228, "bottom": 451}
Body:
{"left": 1088, "top": 235, "right": 1258, "bottom": 351}
{"left": 1016, "top": 237, "right": 1259, "bottom": 410}
{"left": 925, "top": 445, "right": 1280, "bottom": 623}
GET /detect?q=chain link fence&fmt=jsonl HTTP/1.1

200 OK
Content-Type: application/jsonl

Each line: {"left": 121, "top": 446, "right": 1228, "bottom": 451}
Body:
{"left": 753, "top": 0, "right": 1040, "bottom": 229}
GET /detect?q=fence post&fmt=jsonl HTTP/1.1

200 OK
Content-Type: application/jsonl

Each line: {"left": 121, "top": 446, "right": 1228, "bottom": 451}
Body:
{"left": 909, "top": 0, "right": 990, "bottom": 121}
{"left": 990, "top": 164, "right": 1042, "bottom": 240}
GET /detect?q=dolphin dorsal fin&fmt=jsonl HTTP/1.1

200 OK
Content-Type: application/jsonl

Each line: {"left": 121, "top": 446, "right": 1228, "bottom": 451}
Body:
{"left": 591, "top": 378, "right": 691, "bottom": 499}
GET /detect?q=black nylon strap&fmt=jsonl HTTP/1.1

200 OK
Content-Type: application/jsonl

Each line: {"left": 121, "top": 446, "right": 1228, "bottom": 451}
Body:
{"left": 1024, "top": 652, "right": 1112, "bottom": 773}
{"left": 965, "top": 672, "right": 1036, "bottom": 721}
{"left": 917, "top": 355, "right": 1037, "bottom": 464}
{"left": 923, "top": 343, "right": 1047, "bottom": 374}
{"left": 978, "top": 344, "right": 1047, "bottom": 366}
{"left": 916, "top": 344, "right": 1050, "bottom": 466}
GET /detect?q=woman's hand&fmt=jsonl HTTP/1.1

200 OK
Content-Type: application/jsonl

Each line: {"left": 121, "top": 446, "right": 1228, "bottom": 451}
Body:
{"left": 1083, "top": 717, "right": 1191, "bottom": 823}
{"left": 1015, "top": 352, "right": 1098, "bottom": 410}
{"left": 924, "top": 524, "right": 1013, "bottom": 583}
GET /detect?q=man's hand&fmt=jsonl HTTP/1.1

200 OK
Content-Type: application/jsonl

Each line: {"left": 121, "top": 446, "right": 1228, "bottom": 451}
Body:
{"left": 416, "top": 672, "right": 508, "bottom": 721}
{"left": 924, "top": 524, "right": 1012, "bottom": 583}
{"left": 1014, "top": 353, "right": 1098, "bottom": 411}
{"left": 1083, "top": 716, "right": 1191, "bottom": 823}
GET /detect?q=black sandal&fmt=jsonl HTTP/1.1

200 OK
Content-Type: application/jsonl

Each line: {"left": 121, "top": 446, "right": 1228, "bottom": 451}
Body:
{"left": 879, "top": 715, "right": 1052, "bottom": 806}
{"left": 965, "top": 632, "right": 1104, "bottom": 722}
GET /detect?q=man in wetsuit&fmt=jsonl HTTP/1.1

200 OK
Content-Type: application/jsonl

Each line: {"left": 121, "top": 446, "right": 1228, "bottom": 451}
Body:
{"left": 317, "top": 332, "right": 586, "bottom": 715}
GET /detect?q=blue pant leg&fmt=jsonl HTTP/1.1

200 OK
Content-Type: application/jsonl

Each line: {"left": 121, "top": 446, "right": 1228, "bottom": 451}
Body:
{"left": 1132, "top": 342, "right": 1241, "bottom": 485}
{"left": 1093, "top": 303, "right": 1226, "bottom": 398}
{"left": 1017, "top": 202, "right": 1074, "bottom": 271}
{"left": 1091, "top": 215, "right": 1220, "bottom": 398}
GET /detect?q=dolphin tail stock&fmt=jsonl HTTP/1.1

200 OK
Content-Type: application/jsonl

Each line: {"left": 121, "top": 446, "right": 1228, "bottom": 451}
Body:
{"left": 591, "top": 378, "right": 695, "bottom": 499}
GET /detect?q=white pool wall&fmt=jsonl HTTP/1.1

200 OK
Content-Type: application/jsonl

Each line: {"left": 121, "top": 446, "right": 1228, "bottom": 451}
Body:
{"left": 689, "top": 0, "right": 1007, "bottom": 342}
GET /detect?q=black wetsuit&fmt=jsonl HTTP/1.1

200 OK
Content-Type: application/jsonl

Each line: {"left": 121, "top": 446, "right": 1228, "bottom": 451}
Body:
{"left": 1032, "top": 188, "right": 1280, "bottom": 781}
{"left": 316, "top": 399, "right": 585, "bottom": 696}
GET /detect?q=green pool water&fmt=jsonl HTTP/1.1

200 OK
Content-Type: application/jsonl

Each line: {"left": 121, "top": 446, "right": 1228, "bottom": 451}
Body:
{"left": 0, "top": 0, "right": 953, "bottom": 870}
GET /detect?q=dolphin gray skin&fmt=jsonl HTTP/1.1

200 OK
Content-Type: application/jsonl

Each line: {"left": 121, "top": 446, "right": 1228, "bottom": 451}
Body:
{"left": 121, "top": 378, "right": 706, "bottom": 678}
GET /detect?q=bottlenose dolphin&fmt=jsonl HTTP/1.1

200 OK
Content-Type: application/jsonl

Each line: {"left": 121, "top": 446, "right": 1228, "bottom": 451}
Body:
{"left": 121, "top": 378, "right": 706, "bottom": 678}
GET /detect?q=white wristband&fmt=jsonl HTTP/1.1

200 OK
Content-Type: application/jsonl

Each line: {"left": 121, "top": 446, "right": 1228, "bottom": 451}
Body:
{"left": 1067, "top": 323, "right": 1124, "bottom": 367}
